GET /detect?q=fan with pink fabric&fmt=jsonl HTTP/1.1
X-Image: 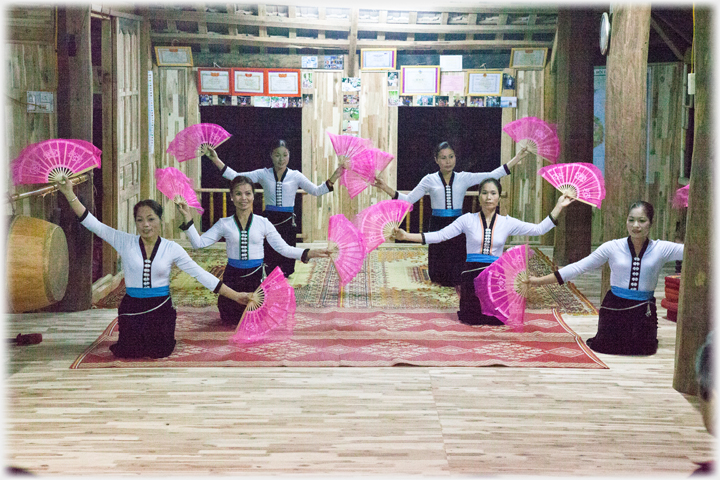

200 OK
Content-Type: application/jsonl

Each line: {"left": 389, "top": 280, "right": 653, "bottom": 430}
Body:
{"left": 672, "top": 185, "right": 689, "bottom": 209}
{"left": 474, "top": 245, "right": 534, "bottom": 331}
{"left": 328, "top": 214, "right": 367, "bottom": 286}
{"left": 166, "top": 123, "right": 231, "bottom": 162}
{"left": 230, "top": 267, "right": 297, "bottom": 345}
{"left": 11, "top": 139, "right": 102, "bottom": 185}
{"left": 502, "top": 116, "right": 560, "bottom": 163}
{"left": 338, "top": 148, "right": 395, "bottom": 198}
{"left": 538, "top": 162, "right": 606, "bottom": 208}
{"left": 353, "top": 199, "right": 413, "bottom": 253}
{"left": 327, "top": 131, "right": 373, "bottom": 160}
{"left": 155, "top": 167, "right": 204, "bottom": 214}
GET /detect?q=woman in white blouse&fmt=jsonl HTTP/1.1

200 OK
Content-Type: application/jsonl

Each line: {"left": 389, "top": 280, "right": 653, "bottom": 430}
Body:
{"left": 526, "top": 201, "right": 684, "bottom": 355}
{"left": 177, "top": 175, "right": 329, "bottom": 325}
{"left": 203, "top": 139, "right": 344, "bottom": 278}
{"left": 373, "top": 141, "right": 529, "bottom": 287}
{"left": 394, "top": 177, "right": 573, "bottom": 325}
{"left": 57, "top": 179, "right": 250, "bottom": 359}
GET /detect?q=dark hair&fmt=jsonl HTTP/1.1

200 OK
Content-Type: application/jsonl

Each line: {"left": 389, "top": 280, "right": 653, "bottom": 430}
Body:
{"left": 696, "top": 332, "right": 713, "bottom": 402}
{"left": 270, "top": 139, "right": 288, "bottom": 153}
{"left": 230, "top": 175, "right": 255, "bottom": 196}
{"left": 628, "top": 201, "right": 654, "bottom": 224}
{"left": 133, "top": 199, "right": 163, "bottom": 220}
{"left": 478, "top": 177, "right": 503, "bottom": 196}
{"left": 434, "top": 141, "right": 454, "bottom": 158}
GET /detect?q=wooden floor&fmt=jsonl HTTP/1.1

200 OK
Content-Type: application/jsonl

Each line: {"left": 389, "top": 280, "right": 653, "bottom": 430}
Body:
{"left": 4, "top": 246, "right": 714, "bottom": 476}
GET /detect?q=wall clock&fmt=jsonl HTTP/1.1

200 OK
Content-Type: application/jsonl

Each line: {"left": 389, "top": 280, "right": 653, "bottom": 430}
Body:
{"left": 600, "top": 12, "right": 611, "bottom": 55}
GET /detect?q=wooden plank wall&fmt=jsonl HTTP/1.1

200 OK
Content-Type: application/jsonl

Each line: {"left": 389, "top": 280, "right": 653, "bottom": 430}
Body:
{"left": 5, "top": 7, "right": 57, "bottom": 219}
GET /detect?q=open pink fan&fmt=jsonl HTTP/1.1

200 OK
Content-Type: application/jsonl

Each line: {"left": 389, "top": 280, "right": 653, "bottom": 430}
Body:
{"left": 474, "top": 245, "right": 534, "bottom": 331}
{"left": 155, "top": 167, "right": 204, "bottom": 214}
{"left": 11, "top": 139, "right": 101, "bottom": 185}
{"left": 538, "top": 162, "right": 606, "bottom": 208}
{"left": 353, "top": 199, "right": 413, "bottom": 253}
{"left": 327, "top": 131, "right": 373, "bottom": 160}
{"left": 338, "top": 148, "right": 396, "bottom": 199}
{"left": 230, "top": 266, "right": 296, "bottom": 345}
{"left": 167, "top": 123, "right": 231, "bottom": 162}
{"left": 502, "top": 116, "right": 560, "bottom": 163}
{"left": 673, "top": 185, "right": 689, "bottom": 209}
{"left": 328, "top": 214, "right": 367, "bottom": 286}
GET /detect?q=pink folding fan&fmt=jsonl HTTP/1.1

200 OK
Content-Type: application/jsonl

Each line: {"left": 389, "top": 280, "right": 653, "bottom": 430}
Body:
{"left": 230, "top": 266, "right": 296, "bottom": 345}
{"left": 474, "top": 244, "right": 534, "bottom": 331}
{"left": 338, "top": 148, "right": 395, "bottom": 199}
{"left": 327, "top": 131, "right": 373, "bottom": 160}
{"left": 155, "top": 167, "right": 204, "bottom": 214}
{"left": 502, "top": 116, "right": 560, "bottom": 163}
{"left": 538, "top": 162, "right": 606, "bottom": 208}
{"left": 673, "top": 185, "right": 689, "bottom": 209}
{"left": 353, "top": 199, "right": 413, "bottom": 253}
{"left": 11, "top": 139, "right": 101, "bottom": 185}
{"left": 166, "top": 123, "right": 231, "bottom": 162}
{"left": 328, "top": 214, "right": 367, "bottom": 287}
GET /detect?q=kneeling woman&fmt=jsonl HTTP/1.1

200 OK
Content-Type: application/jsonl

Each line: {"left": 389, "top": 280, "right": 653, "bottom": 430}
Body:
{"left": 57, "top": 180, "right": 250, "bottom": 359}
{"left": 177, "top": 175, "right": 329, "bottom": 325}
{"left": 526, "top": 201, "right": 683, "bottom": 355}
{"left": 394, "top": 177, "right": 573, "bottom": 325}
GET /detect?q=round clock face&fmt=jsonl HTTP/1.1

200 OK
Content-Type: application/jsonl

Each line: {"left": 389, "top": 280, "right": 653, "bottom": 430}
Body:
{"left": 600, "top": 12, "right": 611, "bottom": 55}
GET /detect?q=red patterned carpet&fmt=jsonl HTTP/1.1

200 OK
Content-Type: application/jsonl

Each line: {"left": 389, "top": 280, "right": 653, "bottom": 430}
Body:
{"left": 71, "top": 308, "right": 607, "bottom": 369}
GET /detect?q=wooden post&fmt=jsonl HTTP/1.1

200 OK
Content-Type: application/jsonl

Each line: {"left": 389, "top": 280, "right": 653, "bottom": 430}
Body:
{"left": 552, "top": 9, "right": 595, "bottom": 265}
{"left": 347, "top": 8, "right": 359, "bottom": 78}
{"left": 673, "top": 7, "right": 712, "bottom": 395}
{"left": 55, "top": 6, "right": 94, "bottom": 312}
{"left": 600, "top": 4, "right": 651, "bottom": 297}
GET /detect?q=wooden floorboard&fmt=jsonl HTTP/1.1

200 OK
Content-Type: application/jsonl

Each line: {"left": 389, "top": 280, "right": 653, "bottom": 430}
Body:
{"left": 4, "top": 248, "right": 713, "bottom": 476}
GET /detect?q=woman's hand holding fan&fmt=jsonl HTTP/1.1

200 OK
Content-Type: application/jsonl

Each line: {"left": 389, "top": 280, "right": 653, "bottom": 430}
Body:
{"left": 155, "top": 167, "right": 205, "bottom": 214}
{"left": 11, "top": 139, "right": 102, "bottom": 185}
{"left": 353, "top": 200, "right": 413, "bottom": 253}
{"left": 327, "top": 214, "right": 367, "bottom": 286}
{"left": 167, "top": 123, "right": 231, "bottom": 162}
{"left": 502, "top": 116, "right": 560, "bottom": 164}
{"left": 538, "top": 163, "right": 606, "bottom": 208}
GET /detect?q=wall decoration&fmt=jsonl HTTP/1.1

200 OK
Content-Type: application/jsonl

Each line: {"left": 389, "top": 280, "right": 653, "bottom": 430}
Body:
{"left": 453, "top": 96, "right": 466, "bottom": 107}
{"left": 302, "top": 94, "right": 313, "bottom": 106}
{"left": 440, "top": 72, "right": 465, "bottom": 94}
{"left": 343, "top": 93, "right": 359, "bottom": 105}
{"left": 199, "top": 94, "right": 212, "bottom": 106}
{"left": 388, "top": 90, "right": 400, "bottom": 106}
{"left": 485, "top": 96, "right": 501, "bottom": 107}
{"left": 509, "top": 48, "right": 548, "bottom": 69}
{"left": 342, "top": 77, "right": 361, "bottom": 92}
{"left": 361, "top": 48, "right": 397, "bottom": 70}
{"left": 253, "top": 96, "right": 272, "bottom": 107}
{"left": 237, "top": 96, "right": 252, "bottom": 106}
{"left": 155, "top": 46, "right": 193, "bottom": 66}
{"left": 467, "top": 70, "right": 503, "bottom": 96}
{"left": 270, "top": 96, "right": 289, "bottom": 108}
{"left": 439, "top": 55, "right": 463, "bottom": 71}
{"left": 468, "top": 96, "right": 485, "bottom": 107}
{"left": 343, "top": 107, "right": 360, "bottom": 134}
{"left": 267, "top": 69, "right": 301, "bottom": 96}
{"left": 232, "top": 69, "right": 266, "bottom": 95}
{"left": 302, "top": 56, "right": 318, "bottom": 68}
{"left": 414, "top": 95, "right": 435, "bottom": 106}
{"left": 387, "top": 71, "right": 399, "bottom": 88}
{"left": 399, "top": 95, "right": 413, "bottom": 106}
{"left": 503, "top": 73, "right": 516, "bottom": 90}
{"left": 302, "top": 72, "right": 313, "bottom": 89}
{"left": 401, "top": 66, "right": 440, "bottom": 95}
{"left": 435, "top": 96, "right": 450, "bottom": 107}
{"left": 324, "top": 55, "right": 344, "bottom": 70}
{"left": 198, "top": 68, "right": 231, "bottom": 94}
{"left": 500, "top": 96, "right": 517, "bottom": 108}
{"left": 288, "top": 97, "right": 303, "bottom": 108}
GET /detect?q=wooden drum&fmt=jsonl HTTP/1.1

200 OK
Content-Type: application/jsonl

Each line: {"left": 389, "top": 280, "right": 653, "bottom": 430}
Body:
{"left": 6, "top": 216, "right": 69, "bottom": 313}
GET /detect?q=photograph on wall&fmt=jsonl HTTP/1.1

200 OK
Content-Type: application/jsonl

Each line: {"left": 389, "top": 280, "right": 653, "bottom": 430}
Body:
{"left": 439, "top": 54, "right": 463, "bottom": 72}
{"left": 302, "top": 94, "right": 313, "bottom": 106}
{"left": 343, "top": 106, "right": 359, "bottom": 121}
{"left": 485, "top": 96, "right": 501, "bottom": 107}
{"left": 302, "top": 72, "right": 313, "bottom": 89}
{"left": 467, "top": 96, "right": 484, "bottom": 107}
{"left": 342, "top": 77, "right": 361, "bottom": 92}
{"left": 253, "top": 96, "right": 272, "bottom": 107}
{"left": 503, "top": 73, "right": 516, "bottom": 90}
{"left": 343, "top": 120, "right": 359, "bottom": 135}
{"left": 387, "top": 71, "right": 399, "bottom": 88}
{"left": 218, "top": 95, "right": 232, "bottom": 106}
{"left": 237, "top": 96, "right": 252, "bottom": 106}
{"left": 324, "top": 55, "right": 344, "bottom": 70}
{"left": 414, "top": 95, "right": 435, "bottom": 106}
{"left": 199, "top": 94, "right": 212, "bottom": 106}
{"left": 343, "top": 93, "right": 359, "bottom": 105}
{"left": 399, "top": 95, "right": 413, "bottom": 106}
{"left": 302, "top": 56, "right": 318, "bottom": 69}
{"left": 500, "top": 96, "right": 517, "bottom": 108}
{"left": 435, "top": 96, "right": 449, "bottom": 107}
{"left": 453, "top": 96, "right": 466, "bottom": 107}
{"left": 270, "top": 96, "right": 289, "bottom": 108}
{"left": 388, "top": 90, "right": 400, "bottom": 106}
{"left": 288, "top": 97, "right": 302, "bottom": 108}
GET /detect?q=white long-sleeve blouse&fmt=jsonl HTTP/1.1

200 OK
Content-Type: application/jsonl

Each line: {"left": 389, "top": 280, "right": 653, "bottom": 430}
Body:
{"left": 221, "top": 166, "right": 331, "bottom": 208}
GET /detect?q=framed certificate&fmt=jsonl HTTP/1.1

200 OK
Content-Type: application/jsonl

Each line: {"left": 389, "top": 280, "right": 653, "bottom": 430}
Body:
{"left": 400, "top": 66, "right": 440, "bottom": 95}
{"left": 361, "top": 48, "right": 397, "bottom": 70}
{"left": 509, "top": 48, "right": 548, "bottom": 69}
{"left": 154, "top": 46, "right": 193, "bottom": 66}
{"left": 198, "top": 68, "right": 231, "bottom": 94}
{"left": 232, "top": 68, "right": 266, "bottom": 95}
{"left": 267, "top": 69, "right": 301, "bottom": 97}
{"left": 467, "top": 70, "right": 503, "bottom": 96}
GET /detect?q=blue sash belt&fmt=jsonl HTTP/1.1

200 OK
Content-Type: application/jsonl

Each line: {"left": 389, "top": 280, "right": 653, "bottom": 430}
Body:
{"left": 265, "top": 205, "right": 294, "bottom": 212}
{"left": 466, "top": 253, "right": 499, "bottom": 264}
{"left": 611, "top": 286, "right": 654, "bottom": 301}
{"left": 126, "top": 286, "right": 170, "bottom": 298}
{"left": 432, "top": 208, "right": 462, "bottom": 217}
{"left": 228, "top": 258, "right": 264, "bottom": 269}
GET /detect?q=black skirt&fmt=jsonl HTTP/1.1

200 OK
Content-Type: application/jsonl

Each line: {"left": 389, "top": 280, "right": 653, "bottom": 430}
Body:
{"left": 427, "top": 215, "right": 466, "bottom": 287}
{"left": 457, "top": 261, "right": 505, "bottom": 326}
{"left": 218, "top": 262, "right": 264, "bottom": 325}
{"left": 587, "top": 290, "right": 658, "bottom": 355}
{"left": 263, "top": 209, "right": 297, "bottom": 278}
{"left": 111, "top": 294, "right": 177, "bottom": 359}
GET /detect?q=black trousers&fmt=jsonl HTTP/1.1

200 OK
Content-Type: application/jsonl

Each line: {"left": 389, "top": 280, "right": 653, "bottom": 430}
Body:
{"left": 112, "top": 294, "right": 177, "bottom": 359}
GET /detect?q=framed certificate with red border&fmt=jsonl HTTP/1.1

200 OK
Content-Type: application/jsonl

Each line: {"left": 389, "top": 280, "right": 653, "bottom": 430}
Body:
{"left": 267, "top": 69, "right": 301, "bottom": 97}
{"left": 198, "top": 68, "right": 231, "bottom": 94}
{"left": 232, "top": 68, "right": 266, "bottom": 96}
